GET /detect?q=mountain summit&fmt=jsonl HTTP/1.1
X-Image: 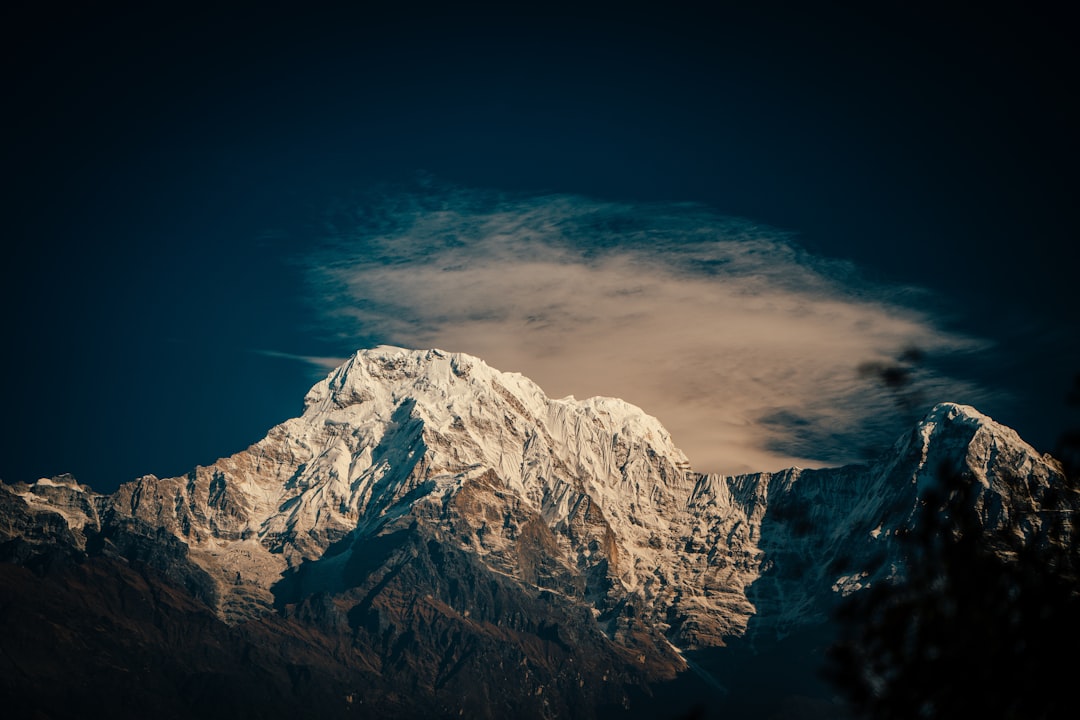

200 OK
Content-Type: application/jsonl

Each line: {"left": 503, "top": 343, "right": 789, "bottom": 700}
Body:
{"left": 1, "top": 347, "right": 1070, "bottom": 719}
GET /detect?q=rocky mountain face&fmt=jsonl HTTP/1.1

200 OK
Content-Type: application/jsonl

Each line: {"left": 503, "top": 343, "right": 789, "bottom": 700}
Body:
{"left": 0, "top": 347, "right": 1071, "bottom": 719}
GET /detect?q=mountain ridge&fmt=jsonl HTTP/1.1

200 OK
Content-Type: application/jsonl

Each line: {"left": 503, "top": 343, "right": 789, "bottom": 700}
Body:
{"left": 1, "top": 347, "right": 1070, "bottom": 718}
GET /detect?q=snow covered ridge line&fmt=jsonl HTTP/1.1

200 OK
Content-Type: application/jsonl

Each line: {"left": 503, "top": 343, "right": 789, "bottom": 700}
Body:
{"left": 1, "top": 347, "right": 1069, "bottom": 655}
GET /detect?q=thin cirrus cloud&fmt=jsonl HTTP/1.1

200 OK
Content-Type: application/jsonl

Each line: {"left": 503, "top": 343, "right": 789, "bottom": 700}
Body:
{"left": 253, "top": 349, "right": 348, "bottom": 374}
{"left": 301, "top": 186, "right": 992, "bottom": 475}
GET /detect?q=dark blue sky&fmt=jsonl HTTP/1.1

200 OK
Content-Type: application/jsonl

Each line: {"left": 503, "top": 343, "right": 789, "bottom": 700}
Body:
{"left": 3, "top": 3, "right": 1077, "bottom": 491}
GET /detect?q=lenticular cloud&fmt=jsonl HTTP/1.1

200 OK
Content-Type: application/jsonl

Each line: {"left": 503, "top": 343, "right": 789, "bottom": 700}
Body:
{"left": 303, "top": 185, "right": 991, "bottom": 474}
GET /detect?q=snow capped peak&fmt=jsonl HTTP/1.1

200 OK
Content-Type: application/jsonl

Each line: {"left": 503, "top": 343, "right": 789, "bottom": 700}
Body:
{"left": 31, "top": 473, "right": 84, "bottom": 491}
{"left": 920, "top": 401, "right": 999, "bottom": 431}
{"left": 907, "top": 402, "right": 1047, "bottom": 479}
{"left": 304, "top": 346, "right": 524, "bottom": 409}
{"left": 4, "top": 342, "right": 1074, "bottom": 720}
{"left": 4, "top": 355, "right": 1075, "bottom": 720}
{"left": 302, "top": 346, "right": 681, "bottom": 455}
{"left": 25, "top": 347, "right": 1061, "bottom": 658}
{"left": 827, "top": 399, "right": 1068, "bottom": 576}
{"left": 138, "top": 346, "right": 706, "bottom": 627}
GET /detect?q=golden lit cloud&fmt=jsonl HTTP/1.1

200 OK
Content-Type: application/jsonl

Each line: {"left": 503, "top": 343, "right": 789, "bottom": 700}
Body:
{"left": 304, "top": 188, "right": 991, "bottom": 474}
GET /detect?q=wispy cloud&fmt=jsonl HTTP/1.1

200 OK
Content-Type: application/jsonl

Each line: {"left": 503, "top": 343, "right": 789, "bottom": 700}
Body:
{"left": 303, "top": 185, "right": 992, "bottom": 474}
{"left": 252, "top": 349, "right": 348, "bottom": 375}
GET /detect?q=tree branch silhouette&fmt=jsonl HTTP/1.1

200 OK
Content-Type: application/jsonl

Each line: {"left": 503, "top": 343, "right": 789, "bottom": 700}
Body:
{"left": 827, "top": 360, "right": 1080, "bottom": 719}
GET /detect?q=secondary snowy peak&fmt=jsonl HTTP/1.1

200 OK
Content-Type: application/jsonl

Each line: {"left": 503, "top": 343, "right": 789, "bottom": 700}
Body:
{"left": 1, "top": 473, "right": 101, "bottom": 548}
{"left": 864, "top": 402, "right": 1065, "bottom": 532}
{"left": 691, "top": 402, "right": 1071, "bottom": 638}
{"left": 887, "top": 402, "right": 1047, "bottom": 474}
{"left": 0, "top": 475, "right": 102, "bottom": 581}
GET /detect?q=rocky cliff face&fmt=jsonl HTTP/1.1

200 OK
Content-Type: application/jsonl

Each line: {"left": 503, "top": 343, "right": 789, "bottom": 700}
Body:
{"left": 0, "top": 347, "right": 1071, "bottom": 719}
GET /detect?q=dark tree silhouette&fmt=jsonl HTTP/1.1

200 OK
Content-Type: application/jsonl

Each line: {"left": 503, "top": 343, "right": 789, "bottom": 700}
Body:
{"left": 827, "top": 369, "right": 1080, "bottom": 719}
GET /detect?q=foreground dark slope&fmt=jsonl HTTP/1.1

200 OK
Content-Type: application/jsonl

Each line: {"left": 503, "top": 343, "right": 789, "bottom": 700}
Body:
{"left": 0, "top": 526, "right": 659, "bottom": 719}
{"left": 1, "top": 348, "right": 1072, "bottom": 719}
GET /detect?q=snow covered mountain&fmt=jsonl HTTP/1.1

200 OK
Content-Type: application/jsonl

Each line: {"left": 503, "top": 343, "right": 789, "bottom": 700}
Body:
{"left": 1, "top": 347, "right": 1071, "bottom": 719}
